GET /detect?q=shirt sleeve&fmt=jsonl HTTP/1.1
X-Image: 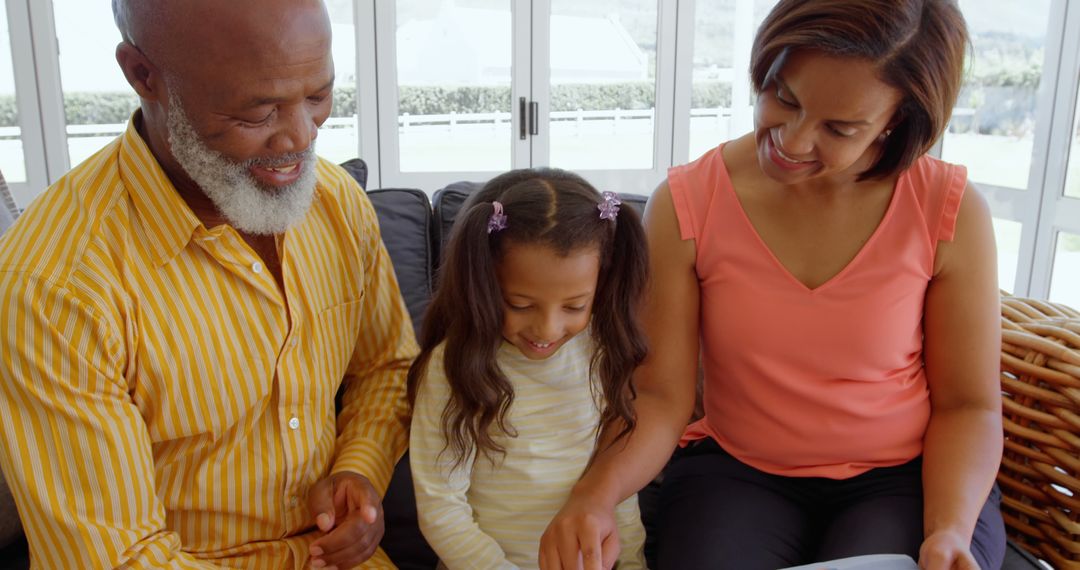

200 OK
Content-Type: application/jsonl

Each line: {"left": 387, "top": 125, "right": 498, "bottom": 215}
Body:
{"left": 409, "top": 347, "right": 519, "bottom": 570}
{"left": 0, "top": 274, "right": 223, "bottom": 569}
{"left": 331, "top": 183, "right": 420, "bottom": 495}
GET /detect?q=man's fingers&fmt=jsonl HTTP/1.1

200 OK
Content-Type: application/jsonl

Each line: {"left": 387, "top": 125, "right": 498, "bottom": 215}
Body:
{"left": 311, "top": 508, "right": 383, "bottom": 556}
{"left": 310, "top": 516, "right": 381, "bottom": 566}
{"left": 306, "top": 478, "right": 337, "bottom": 532}
{"left": 348, "top": 482, "right": 381, "bottom": 525}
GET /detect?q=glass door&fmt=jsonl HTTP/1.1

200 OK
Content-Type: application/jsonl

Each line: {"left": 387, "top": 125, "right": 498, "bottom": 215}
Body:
{"left": 1, "top": 0, "right": 48, "bottom": 210}
{"left": 682, "top": 0, "right": 779, "bottom": 163}
{"left": 531, "top": 0, "right": 676, "bottom": 195}
{"left": 941, "top": 0, "right": 1056, "bottom": 294}
{"left": 1036, "top": 0, "right": 1080, "bottom": 305}
{"left": 374, "top": 0, "right": 676, "bottom": 196}
{"left": 375, "top": 0, "right": 530, "bottom": 193}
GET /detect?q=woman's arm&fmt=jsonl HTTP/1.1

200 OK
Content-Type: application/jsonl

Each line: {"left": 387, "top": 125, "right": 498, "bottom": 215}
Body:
{"left": 540, "top": 181, "right": 701, "bottom": 570}
{"left": 919, "top": 183, "right": 1003, "bottom": 569}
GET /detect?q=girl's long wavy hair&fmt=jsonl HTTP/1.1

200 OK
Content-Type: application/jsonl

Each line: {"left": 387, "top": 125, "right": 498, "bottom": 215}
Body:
{"left": 406, "top": 168, "right": 649, "bottom": 469}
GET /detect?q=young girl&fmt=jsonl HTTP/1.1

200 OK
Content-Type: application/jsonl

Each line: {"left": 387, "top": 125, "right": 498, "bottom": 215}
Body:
{"left": 408, "top": 168, "right": 649, "bottom": 569}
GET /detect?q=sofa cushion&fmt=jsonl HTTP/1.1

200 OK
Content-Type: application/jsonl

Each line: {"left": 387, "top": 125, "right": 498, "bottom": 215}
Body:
{"left": 0, "top": 471, "right": 22, "bottom": 552}
{"left": 364, "top": 188, "right": 433, "bottom": 335}
{"left": 338, "top": 158, "right": 369, "bottom": 191}
{"left": 432, "top": 181, "right": 484, "bottom": 257}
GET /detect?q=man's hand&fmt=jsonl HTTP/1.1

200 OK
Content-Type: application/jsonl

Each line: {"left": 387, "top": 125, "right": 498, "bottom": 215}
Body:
{"left": 307, "top": 471, "right": 384, "bottom": 569}
{"left": 539, "top": 496, "right": 620, "bottom": 570}
{"left": 918, "top": 529, "right": 978, "bottom": 570}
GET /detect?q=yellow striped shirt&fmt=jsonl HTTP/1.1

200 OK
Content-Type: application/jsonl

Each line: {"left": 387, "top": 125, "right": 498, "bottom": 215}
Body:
{"left": 0, "top": 116, "right": 417, "bottom": 569}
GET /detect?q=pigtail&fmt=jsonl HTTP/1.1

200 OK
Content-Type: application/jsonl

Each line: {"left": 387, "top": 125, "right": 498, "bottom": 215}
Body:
{"left": 590, "top": 203, "right": 649, "bottom": 448}
{"left": 407, "top": 200, "right": 516, "bottom": 469}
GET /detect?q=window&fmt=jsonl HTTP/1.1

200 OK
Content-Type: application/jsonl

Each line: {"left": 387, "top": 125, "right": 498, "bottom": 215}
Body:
{"left": 320, "top": 0, "right": 359, "bottom": 164}
{"left": 52, "top": 0, "right": 127, "bottom": 169}
{"left": 0, "top": 3, "right": 24, "bottom": 185}
{"left": 5, "top": 0, "right": 1080, "bottom": 305}
{"left": 687, "top": 0, "right": 778, "bottom": 161}
{"left": 993, "top": 218, "right": 1023, "bottom": 294}
{"left": 393, "top": 0, "right": 514, "bottom": 173}
{"left": 1065, "top": 87, "right": 1080, "bottom": 199}
{"left": 547, "top": 0, "right": 658, "bottom": 171}
{"left": 941, "top": 0, "right": 1053, "bottom": 191}
{"left": 1050, "top": 231, "right": 1080, "bottom": 309}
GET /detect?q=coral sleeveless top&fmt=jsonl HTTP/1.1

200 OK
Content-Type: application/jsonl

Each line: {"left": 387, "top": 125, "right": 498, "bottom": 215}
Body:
{"left": 669, "top": 146, "right": 966, "bottom": 479}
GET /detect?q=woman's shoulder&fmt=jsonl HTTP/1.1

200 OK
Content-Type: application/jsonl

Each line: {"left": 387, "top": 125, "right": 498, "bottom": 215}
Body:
{"left": 901, "top": 154, "right": 967, "bottom": 188}
{"left": 899, "top": 154, "right": 968, "bottom": 243}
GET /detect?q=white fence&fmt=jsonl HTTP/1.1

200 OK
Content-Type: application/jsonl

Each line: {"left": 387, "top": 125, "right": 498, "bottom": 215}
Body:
{"left": 0, "top": 106, "right": 983, "bottom": 141}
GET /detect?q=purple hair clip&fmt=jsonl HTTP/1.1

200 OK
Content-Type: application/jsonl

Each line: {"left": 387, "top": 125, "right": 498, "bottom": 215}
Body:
{"left": 487, "top": 201, "right": 508, "bottom": 234}
{"left": 598, "top": 191, "right": 621, "bottom": 221}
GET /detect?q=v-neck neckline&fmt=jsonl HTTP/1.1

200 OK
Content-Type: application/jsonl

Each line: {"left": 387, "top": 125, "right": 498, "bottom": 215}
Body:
{"left": 716, "top": 146, "right": 903, "bottom": 294}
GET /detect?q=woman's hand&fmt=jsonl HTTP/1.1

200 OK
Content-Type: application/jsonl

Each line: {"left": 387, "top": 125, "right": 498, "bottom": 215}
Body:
{"left": 918, "top": 529, "right": 978, "bottom": 570}
{"left": 539, "top": 493, "right": 620, "bottom": 570}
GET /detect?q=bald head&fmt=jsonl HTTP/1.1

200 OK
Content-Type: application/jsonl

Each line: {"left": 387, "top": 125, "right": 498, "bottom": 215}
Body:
{"left": 111, "top": 0, "right": 129, "bottom": 41}
{"left": 113, "top": 0, "right": 330, "bottom": 74}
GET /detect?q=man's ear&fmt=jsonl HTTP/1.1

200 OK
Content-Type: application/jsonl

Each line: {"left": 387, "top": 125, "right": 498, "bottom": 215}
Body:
{"left": 116, "top": 42, "right": 164, "bottom": 102}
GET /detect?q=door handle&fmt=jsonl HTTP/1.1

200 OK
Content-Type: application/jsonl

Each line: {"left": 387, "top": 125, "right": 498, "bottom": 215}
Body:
{"left": 519, "top": 97, "right": 527, "bottom": 140}
{"left": 529, "top": 101, "right": 539, "bottom": 135}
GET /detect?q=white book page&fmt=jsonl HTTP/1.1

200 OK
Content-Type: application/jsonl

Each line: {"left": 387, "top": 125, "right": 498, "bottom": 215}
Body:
{"left": 780, "top": 554, "right": 919, "bottom": 570}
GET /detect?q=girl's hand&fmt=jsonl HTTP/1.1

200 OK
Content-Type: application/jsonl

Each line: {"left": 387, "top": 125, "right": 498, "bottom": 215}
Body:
{"left": 539, "top": 494, "right": 620, "bottom": 570}
{"left": 918, "top": 529, "right": 978, "bottom": 570}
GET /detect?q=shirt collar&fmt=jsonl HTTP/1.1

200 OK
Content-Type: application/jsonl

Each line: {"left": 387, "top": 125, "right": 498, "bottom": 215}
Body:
{"left": 119, "top": 110, "right": 204, "bottom": 266}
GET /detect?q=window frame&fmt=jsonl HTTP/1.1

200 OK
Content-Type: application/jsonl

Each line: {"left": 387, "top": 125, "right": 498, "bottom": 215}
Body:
{"left": 5, "top": 0, "right": 1079, "bottom": 302}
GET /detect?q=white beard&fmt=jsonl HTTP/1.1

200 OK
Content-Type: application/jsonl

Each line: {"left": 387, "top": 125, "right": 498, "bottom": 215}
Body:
{"left": 165, "top": 90, "right": 317, "bottom": 235}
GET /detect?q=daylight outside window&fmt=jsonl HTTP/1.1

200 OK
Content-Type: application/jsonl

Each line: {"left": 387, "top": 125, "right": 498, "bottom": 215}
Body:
{"left": 0, "top": 5, "right": 25, "bottom": 188}
{"left": 942, "top": 0, "right": 1051, "bottom": 191}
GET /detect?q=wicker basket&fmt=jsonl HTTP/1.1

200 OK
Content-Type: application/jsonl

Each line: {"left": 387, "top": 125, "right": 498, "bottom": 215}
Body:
{"left": 999, "top": 294, "right": 1080, "bottom": 568}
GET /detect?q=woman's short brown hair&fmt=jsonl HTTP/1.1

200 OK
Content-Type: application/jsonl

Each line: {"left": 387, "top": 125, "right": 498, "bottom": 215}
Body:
{"left": 750, "top": 0, "right": 969, "bottom": 180}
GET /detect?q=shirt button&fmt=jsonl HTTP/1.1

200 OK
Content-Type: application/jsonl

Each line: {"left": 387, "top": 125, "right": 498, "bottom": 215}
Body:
{"left": 290, "top": 337, "right": 299, "bottom": 348}
{"left": 288, "top": 416, "right": 300, "bottom": 430}
{"left": 251, "top": 261, "right": 263, "bottom": 274}
{"left": 289, "top": 496, "right": 299, "bottom": 508}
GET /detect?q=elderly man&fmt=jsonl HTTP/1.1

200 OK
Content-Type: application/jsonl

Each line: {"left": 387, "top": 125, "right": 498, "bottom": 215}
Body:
{"left": 0, "top": 0, "right": 415, "bottom": 568}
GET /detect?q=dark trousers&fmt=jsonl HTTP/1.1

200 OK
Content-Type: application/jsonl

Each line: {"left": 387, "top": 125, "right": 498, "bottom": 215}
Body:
{"left": 651, "top": 439, "right": 1005, "bottom": 570}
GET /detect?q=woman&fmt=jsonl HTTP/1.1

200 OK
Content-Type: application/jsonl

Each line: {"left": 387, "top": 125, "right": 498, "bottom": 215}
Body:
{"left": 540, "top": 1, "right": 1005, "bottom": 569}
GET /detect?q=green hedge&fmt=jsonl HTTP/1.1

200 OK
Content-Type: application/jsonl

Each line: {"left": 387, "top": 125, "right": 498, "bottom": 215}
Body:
{"left": 0, "top": 82, "right": 732, "bottom": 127}
{"left": 0, "top": 97, "right": 15, "bottom": 127}
{"left": 0, "top": 69, "right": 1040, "bottom": 128}
{"left": 62, "top": 92, "right": 140, "bottom": 125}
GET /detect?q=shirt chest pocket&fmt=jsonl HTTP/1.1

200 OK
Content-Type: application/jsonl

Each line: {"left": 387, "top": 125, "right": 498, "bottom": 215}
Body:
{"left": 134, "top": 307, "right": 280, "bottom": 444}
{"left": 305, "top": 296, "right": 365, "bottom": 407}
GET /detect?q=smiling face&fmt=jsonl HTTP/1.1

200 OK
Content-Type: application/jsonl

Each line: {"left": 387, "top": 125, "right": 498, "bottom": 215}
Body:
{"left": 497, "top": 241, "right": 600, "bottom": 360}
{"left": 123, "top": 0, "right": 335, "bottom": 233}
{"left": 753, "top": 50, "right": 903, "bottom": 185}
